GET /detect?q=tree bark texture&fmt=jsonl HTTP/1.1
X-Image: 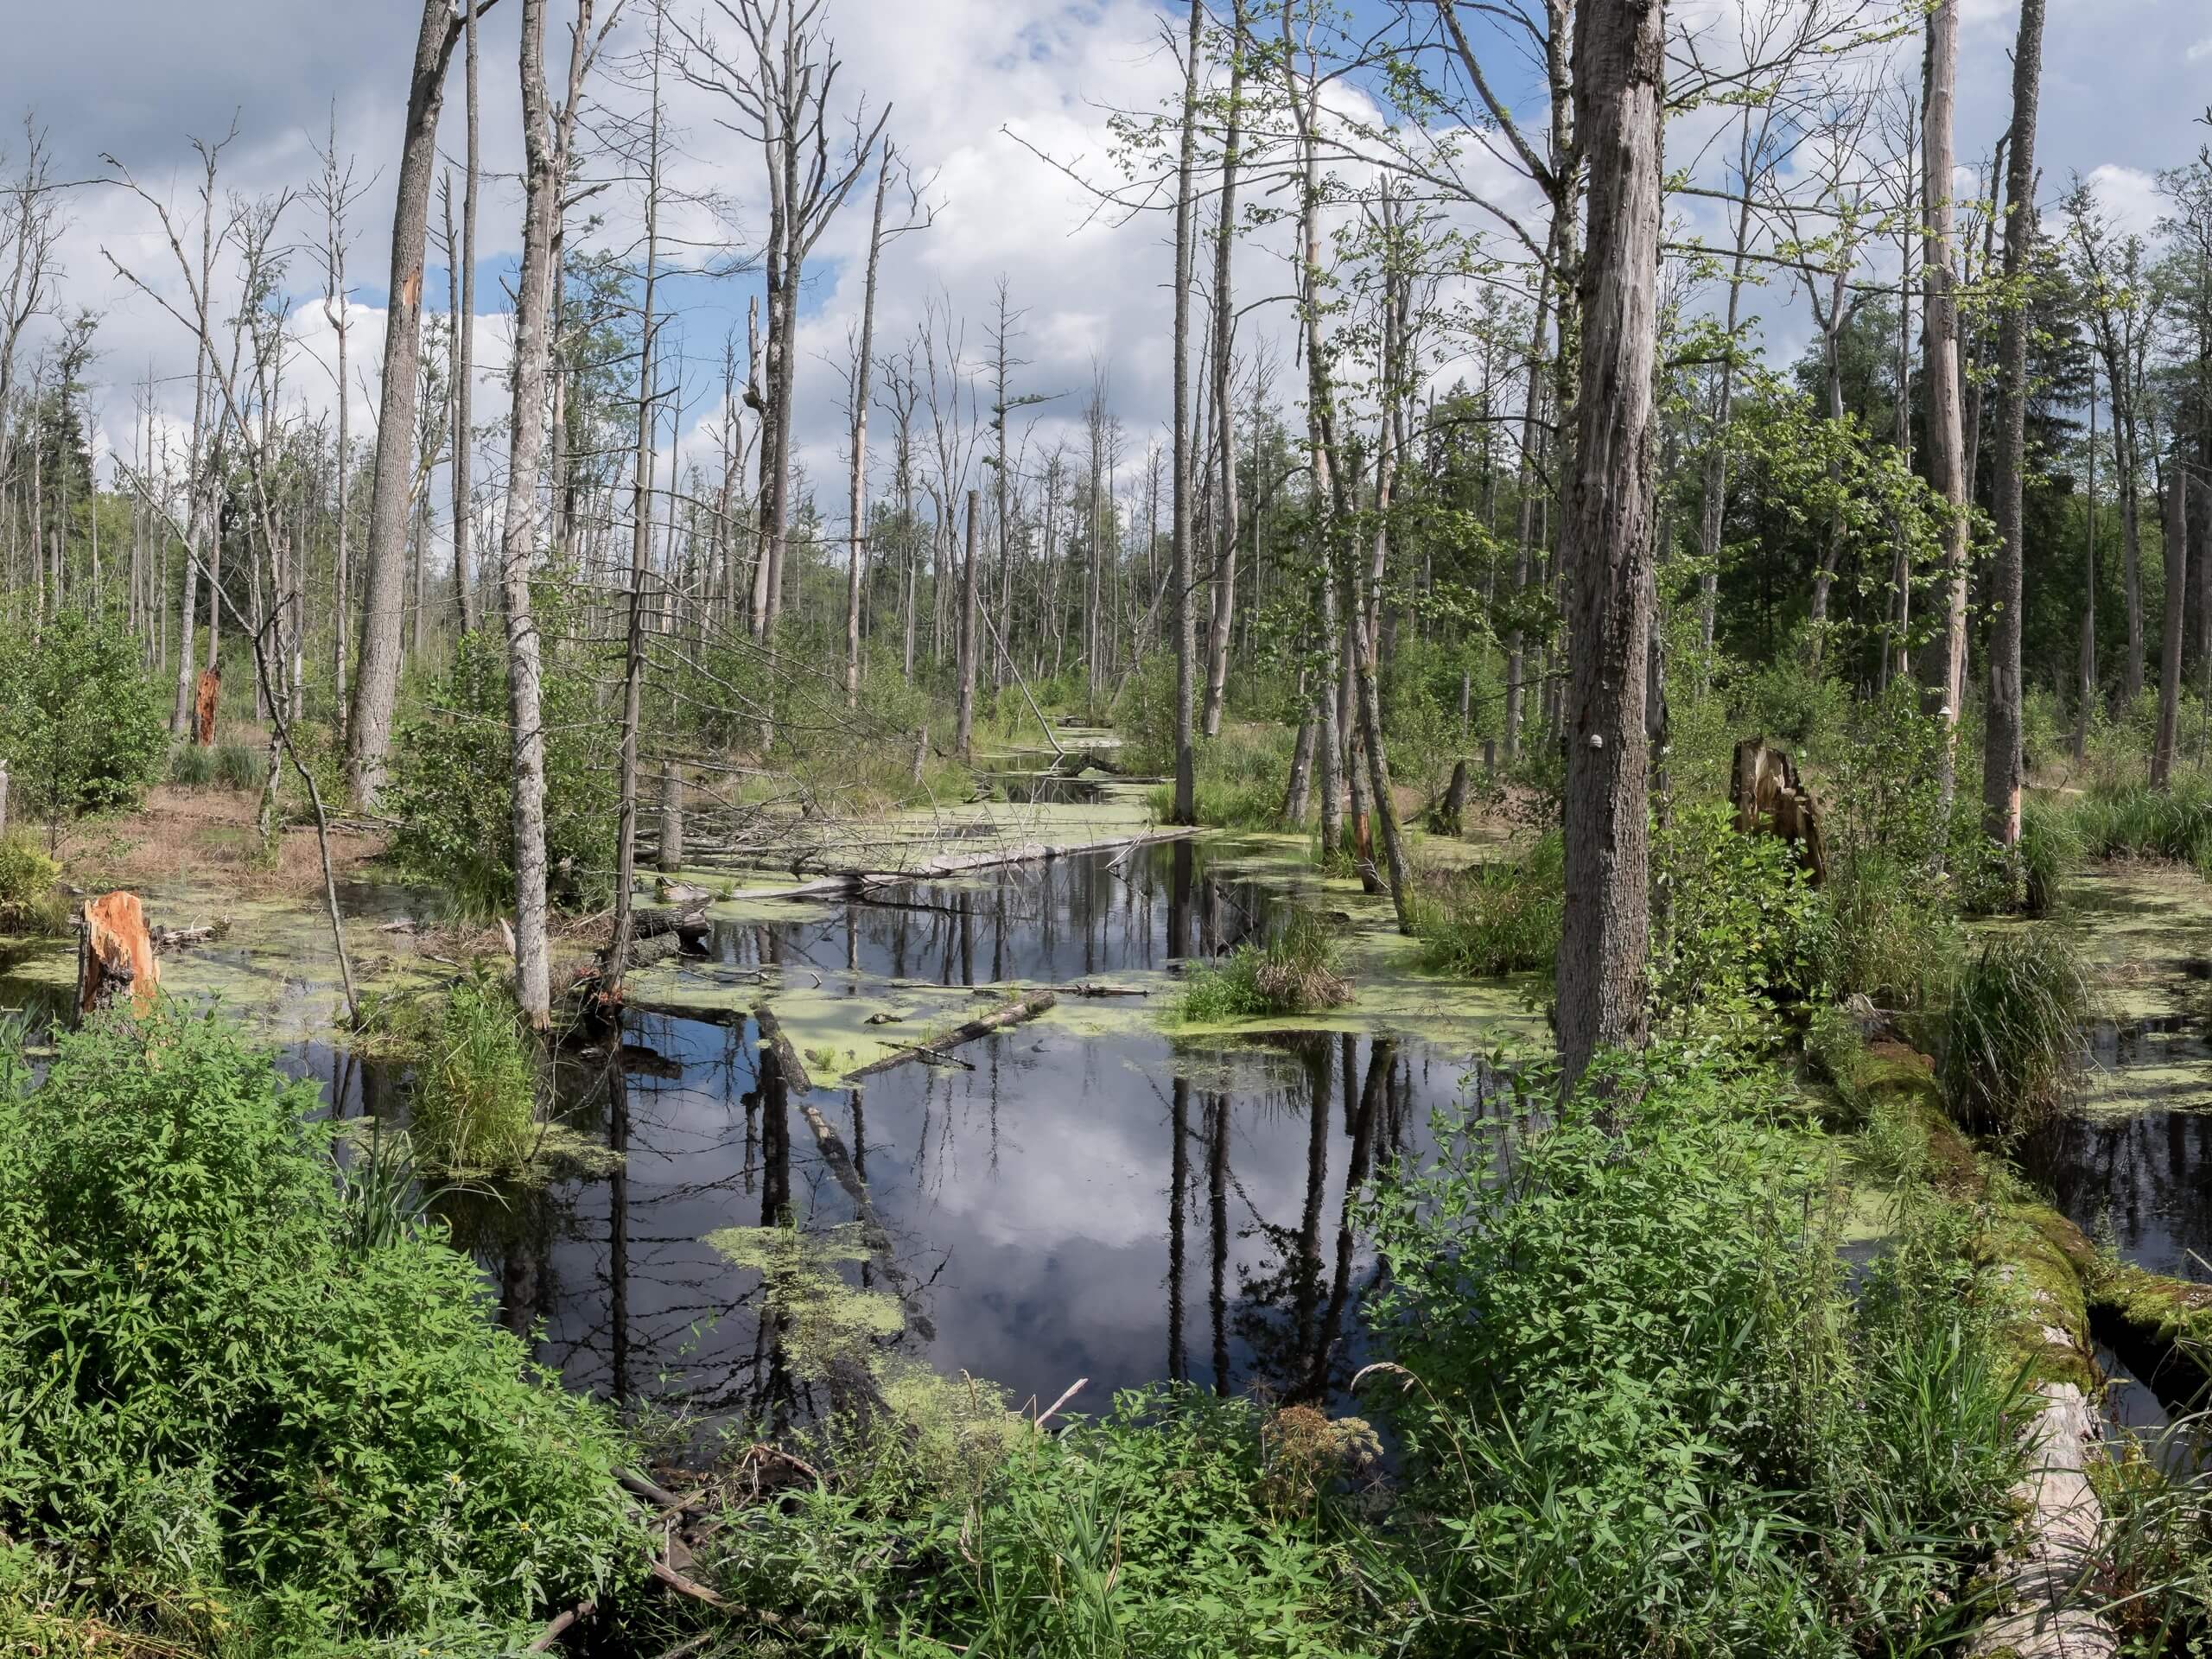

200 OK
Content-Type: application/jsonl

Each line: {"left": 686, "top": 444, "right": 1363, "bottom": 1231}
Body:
{"left": 1980, "top": 0, "right": 2044, "bottom": 847}
{"left": 350, "top": 0, "right": 472, "bottom": 804}
{"left": 1923, "top": 0, "right": 1969, "bottom": 819}
{"left": 1554, "top": 0, "right": 1664, "bottom": 1094}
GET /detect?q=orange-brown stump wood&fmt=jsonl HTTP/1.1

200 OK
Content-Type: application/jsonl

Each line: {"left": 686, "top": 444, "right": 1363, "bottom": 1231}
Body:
{"left": 194, "top": 667, "right": 220, "bottom": 747}
{"left": 78, "top": 892, "right": 160, "bottom": 1019}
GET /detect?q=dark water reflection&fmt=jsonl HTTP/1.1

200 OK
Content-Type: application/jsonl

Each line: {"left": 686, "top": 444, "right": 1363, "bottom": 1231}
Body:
{"left": 441, "top": 1020, "right": 1475, "bottom": 1428}
{"left": 2021, "top": 1108, "right": 2212, "bottom": 1282}
{"left": 440, "top": 841, "right": 1487, "bottom": 1430}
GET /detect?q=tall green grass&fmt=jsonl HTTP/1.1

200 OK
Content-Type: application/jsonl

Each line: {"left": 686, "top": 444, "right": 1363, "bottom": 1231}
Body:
{"left": 2068, "top": 779, "right": 2212, "bottom": 874}
{"left": 405, "top": 973, "right": 542, "bottom": 1172}
{"left": 0, "top": 1009, "right": 640, "bottom": 1652}
{"left": 168, "top": 736, "right": 264, "bottom": 791}
{"left": 1178, "top": 908, "right": 1352, "bottom": 1023}
{"left": 1939, "top": 929, "right": 2093, "bottom": 1135}
{"left": 1409, "top": 832, "right": 1565, "bottom": 978}
{"left": 1361, "top": 1049, "right": 2029, "bottom": 1656}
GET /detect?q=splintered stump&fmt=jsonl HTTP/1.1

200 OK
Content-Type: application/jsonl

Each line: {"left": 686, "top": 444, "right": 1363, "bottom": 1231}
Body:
{"left": 1728, "top": 737, "right": 1828, "bottom": 885}
{"left": 78, "top": 891, "right": 160, "bottom": 1019}
{"left": 194, "top": 666, "right": 221, "bottom": 747}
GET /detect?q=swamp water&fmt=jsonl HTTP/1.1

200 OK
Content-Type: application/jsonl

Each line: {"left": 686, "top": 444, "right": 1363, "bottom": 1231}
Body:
{"left": 1, "top": 839, "right": 1537, "bottom": 1440}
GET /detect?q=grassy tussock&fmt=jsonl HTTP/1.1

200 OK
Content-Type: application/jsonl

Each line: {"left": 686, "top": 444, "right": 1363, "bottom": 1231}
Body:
{"left": 402, "top": 973, "right": 543, "bottom": 1173}
{"left": 1178, "top": 910, "right": 1352, "bottom": 1023}
{"left": 1939, "top": 929, "right": 2093, "bottom": 1135}
{"left": 1408, "top": 832, "right": 1564, "bottom": 978}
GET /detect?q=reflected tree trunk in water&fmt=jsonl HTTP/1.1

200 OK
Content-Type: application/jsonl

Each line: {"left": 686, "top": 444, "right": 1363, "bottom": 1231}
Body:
{"left": 607, "top": 1057, "right": 632, "bottom": 1404}
{"left": 1209, "top": 1089, "right": 1230, "bottom": 1393}
{"left": 1293, "top": 1041, "right": 1335, "bottom": 1366}
{"left": 1168, "top": 1075, "right": 1190, "bottom": 1382}
{"left": 1306, "top": 1039, "right": 1389, "bottom": 1401}
{"left": 1168, "top": 838, "right": 1193, "bottom": 961}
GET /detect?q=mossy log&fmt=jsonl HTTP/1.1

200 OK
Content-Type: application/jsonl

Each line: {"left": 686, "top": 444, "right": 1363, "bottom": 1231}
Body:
{"left": 76, "top": 892, "right": 159, "bottom": 1020}
{"left": 2024, "top": 1205, "right": 2212, "bottom": 1408}
{"left": 753, "top": 1003, "right": 815, "bottom": 1093}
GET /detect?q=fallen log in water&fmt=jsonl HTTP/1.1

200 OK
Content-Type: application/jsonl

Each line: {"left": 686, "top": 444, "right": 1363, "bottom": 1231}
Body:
{"left": 847, "top": 990, "right": 1058, "bottom": 1079}
{"left": 844, "top": 825, "right": 1199, "bottom": 886}
{"left": 150, "top": 923, "right": 217, "bottom": 951}
{"left": 753, "top": 1003, "right": 816, "bottom": 1092}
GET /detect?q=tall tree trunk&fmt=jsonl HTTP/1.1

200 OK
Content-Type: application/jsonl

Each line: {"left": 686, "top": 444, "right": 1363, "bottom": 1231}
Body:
{"left": 1201, "top": 0, "right": 1246, "bottom": 740}
{"left": 1555, "top": 0, "right": 1663, "bottom": 1093}
{"left": 956, "top": 490, "right": 979, "bottom": 759}
{"left": 609, "top": 35, "right": 664, "bottom": 990}
{"left": 2120, "top": 392, "right": 2145, "bottom": 700}
{"left": 2155, "top": 467, "right": 2187, "bottom": 788}
{"left": 845, "top": 156, "right": 891, "bottom": 709}
{"left": 1168, "top": 0, "right": 1203, "bottom": 824}
{"left": 452, "top": 0, "right": 482, "bottom": 635}
{"left": 351, "top": 0, "right": 473, "bottom": 803}
{"left": 499, "top": 0, "right": 561, "bottom": 1025}
{"left": 1981, "top": 0, "right": 2044, "bottom": 846}
{"left": 2075, "top": 371, "right": 2097, "bottom": 761}
{"left": 1923, "top": 0, "right": 1970, "bottom": 820}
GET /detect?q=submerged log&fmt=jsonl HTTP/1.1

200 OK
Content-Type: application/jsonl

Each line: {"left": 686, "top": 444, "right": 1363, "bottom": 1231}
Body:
{"left": 847, "top": 990, "right": 1057, "bottom": 1079}
{"left": 193, "top": 666, "right": 220, "bottom": 747}
{"left": 77, "top": 891, "right": 160, "bottom": 1018}
{"left": 753, "top": 1003, "right": 816, "bottom": 1092}
{"left": 1728, "top": 737, "right": 1827, "bottom": 885}
{"left": 150, "top": 923, "right": 217, "bottom": 951}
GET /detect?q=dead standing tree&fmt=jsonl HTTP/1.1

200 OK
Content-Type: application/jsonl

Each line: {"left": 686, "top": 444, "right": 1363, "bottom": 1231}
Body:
{"left": 672, "top": 0, "right": 887, "bottom": 659}
{"left": 1554, "top": 0, "right": 1666, "bottom": 1094}
{"left": 350, "top": 0, "right": 503, "bottom": 804}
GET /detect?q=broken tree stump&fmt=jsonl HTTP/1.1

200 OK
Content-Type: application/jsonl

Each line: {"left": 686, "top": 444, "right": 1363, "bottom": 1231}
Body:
{"left": 193, "top": 667, "right": 221, "bottom": 747}
{"left": 1728, "top": 737, "right": 1827, "bottom": 885}
{"left": 77, "top": 891, "right": 160, "bottom": 1019}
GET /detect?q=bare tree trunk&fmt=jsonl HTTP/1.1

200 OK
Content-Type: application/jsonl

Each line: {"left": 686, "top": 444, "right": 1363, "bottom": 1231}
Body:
{"left": 1923, "top": 0, "right": 1970, "bottom": 820}
{"left": 609, "top": 24, "right": 665, "bottom": 990}
{"left": 452, "top": 0, "right": 482, "bottom": 635}
{"left": 2155, "top": 468, "right": 2187, "bottom": 788}
{"left": 844, "top": 154, "right": 893, "bottom": 709}
{"left": 1555, "top": 0, "right": 1663, "bottom": 1094}
{"left": 957, "top": 489, "right": 979, "bottom": 759}
{"left": 2076, "top": 368, "right": 2098, "bottom": 761}
{"left": 1201, "top": 0, "right": 1246, "bottom": 739}
{"left": 1981, "top": 0, "right": 2044, "bottom": 846}
{"left": 1167, "top": 0, "right": 1203, "bottom": 824}
{"left": 351, "top": 0, "right": 475, "bottom": 803}
{"left": 497, "top": 0, "right": 575, "bottom": 1026}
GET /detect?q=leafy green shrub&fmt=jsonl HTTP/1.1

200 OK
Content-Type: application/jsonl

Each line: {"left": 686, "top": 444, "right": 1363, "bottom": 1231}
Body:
{"left": 1412, "top": 831, "right": 1564, "bottom": 978}
{"left": 697, "top": 1387, "right": 1382, "bottom": 1657}
{"left": 0, "top": 1009, "right": 642, "bottom": 1651}
{"left": 405, "top": 972, "right": 541, "bottom": 1172}
{"left": 1649, "top": 804, "right": 1830, "bottom": 1051}
{"left": 1178, "top": 908, "right": 1351, "bottom": 1023}
{"left": 1362, "top": 1050, "right": 2025, "bottom": 1656}
{"left": 0, "top": 608, "right": 166, "bottom": 845}
{"left": 386, "top": 629, "right": 620, "bottom": 913}
{"left": 1939, "top": 929, "right": 2093, "bottom": 1135}
{"left": 0, "top": 834, "right": 63, "bottom": 933}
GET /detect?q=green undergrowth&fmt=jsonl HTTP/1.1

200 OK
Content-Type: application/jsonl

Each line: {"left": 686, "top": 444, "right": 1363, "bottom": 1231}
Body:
{"left": 168, "top": 737, "right": 264, "bottom": 792}
{"left": 1409, "top": 829, "right": 1563, "bottom": 977}
{"left": 2067, "top": 777, "right": 2212, "bottom": 877}
{"left": 684, "top": 1388, "right": 1383, "bottom": 1657}
{"left": 357, "top": 969, "right": 544, "bottom": 1173}
{"left": 1938, "top": 928, "right": 2094, "bottom": 1136}
{"left": 1359, "top": 1046, "right": 2031, "bottom": 1657}
{"left": 0, "top": 1007, "right": 644, "bottom": 1656}
{"left": 0, "top": 832, "right": 67, "bottom": 935}
{"left": 1176, "top": 908, "right": 1353, "bottom": 1023}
